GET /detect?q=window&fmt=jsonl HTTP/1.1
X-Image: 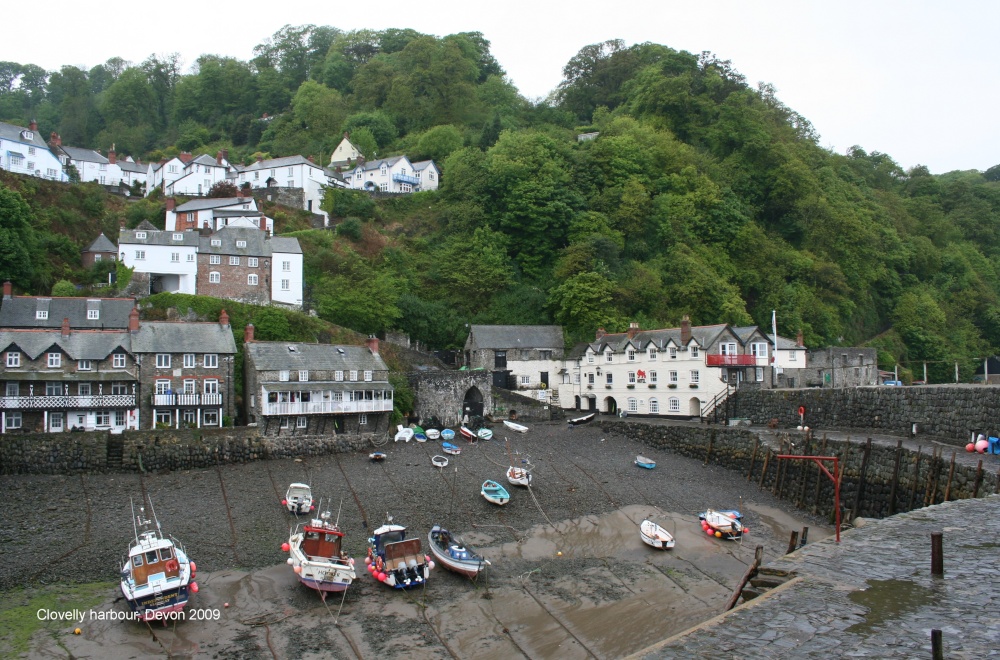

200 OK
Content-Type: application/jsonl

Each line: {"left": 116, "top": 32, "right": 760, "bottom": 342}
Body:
{"left": 335, "top": 370, "right": 344, "bottom": 381}
{"left": 279, "top": 416, "right": 290, "bottom": 428}
{"left": 296, "top": 416, "right": 308, "bottom": 429}
{"left": 378, "top": 182, "right": 389, "bottom": 192}
{"left": 204, "top": 379, "right": 219, "bottom": 394}
{"left": 248, "top": 257, "right": 258, "bottom": 267}
{"left": 209, "top": 272, "right": 220, "bottom": 283}
{"left": 628, "top": 371, "right": 636, "bottom": 384}
{"left": 649, "top": 398, "right": 659, "bottom": 414}
{"left": 78, "top": 360, "right": 92, "bottom": 371}
{"left": 136, "top": 232, "right": 147, "bottom": 239}
{"left": 113, "top": 354, "right": 126, "bottom": 368}
{"left": 364, "top": 370, "right": 373, "bottom": 382}
{"left": 28, "top": 146, "right": 35, "bottom": 155}
{"left": 204, "top": 354, "right": 218, "bottom": 368}
{"left": 279, "top": 370, "right": 290, "bottom": 381}
{"left": 229, "top": 256, "right": 240, "bottom": 266}
{"left": 47, "top": 168, "right": 57, "bottom": 177}
{"left": 47, "top": 382, "right": 63, "bottom": 396}
{"left": 628, "top": 398, "right": 638, "bottom": 413}
{"left": 210, "top": 255, "right": 221, "bottom": 265}
{"left": 135, "top": 250, "right": 145, "bottom": 260}
{"left": 51, "top": 413, "right": 63, "bottom": 429}
{"left": 88, "top": 309, "right": 99, "bottom": 320}
{"left": 95, "top": 411, "right": 110, "bottom": 426}
{"left": 359, "top": 414, "right": 368, "bottom": 425}
{"left": 751, "top": 342, "right": 768, "bottom": 359}
{"left": 648, "top": 348, "right": 657, "bottom": 360}
{"left": 668, "top": 370, "right": 678, "bottom": 383}
{"left": 173, "top": 233, "right": 183, "bottom": 241}
{"left": 690, "top": 370, "right": 700, "bottom": 384}
{"left": 156, "top": 380, "right": 171, "bottom": 394}
{"left": 281, "top": 279, "right": 290, "bottom": 291}
{"left": 789, "top": 351, "right": 798, "bottom": 362}
{"left": 756, "top": 367, "right": 764, "bottom": 381}
{"left": 587, "top": 373, "right": 596, "bottom": 385}
{"left": 720, "top": 342, "right": 737, "bottom": 355}
{"left": 183, "top": 379, "right": 196, "bottom": 394}
{"left": 6, "top": 352, "right": 20, "bottom": 367}
{"left": 691, "top": 346, "right": 699, "bottom": 358}
{"left": 5, "top": 412, "right": 22, "bottom": 430}
{"left": 155, "top": 410, "right": 172, "bottom": 425}
{"left": 248, "top": 274, "right": 258, "bottom": 286}
{"left": 171, "top": 252, "right": 180, "bottom": 262}
{"left": 156, "top": 354, "right": 171, "bottom": 368}
{"left": 605, "top": 373, "right": 613, "bottom": 385}
{"left": 521, "top": 375, "right": 530, "bottom": 385}
{"left": 48, "top": 352, "right": 61, "bottom": 368}
{"left": 211, "top": 239, "right": 221, "bottom": 247}
{"left": 203, "top": 410, "right": 219, "bottom": 426}
{"left": 350, "top": 370, "right": 358, "bottom": 381}
{"left": 650, "top": 370, "right": 658, "bottom": 383}
{"left": 36, "top": 310, "right": 48, "bottom": 320}
{"left": 668, "top": 397, "right": 680, "bottom": 413}
{"left": 280, "top": 260, "right": 291, "bottom": 272}
{"left": 669, "top": 347, "right": 677, "bottom": 359}
{"left": 111, "top": 382, "right": 128, "bottom": 395}
{"left": 183, "top": 353, "right": 195, "bottom": 368}
{"left": 605, "top": 352, "right": 613, "bottom": 363}
{"left": 187, "top": 254, "right": 195, "bottom": 262}
{"left": 298, "top": 370, "right": 309, "bottom": 382}
{"left": 588, "top": 354, "right": 594, "bottom": 364}
{"left": 236, "top": 240, "right": 246, "bottom": 248}
{"left": 627, "top": 349, "right": 636, "bottom": 361}
{"left": 115, "top": 410, "right": 126, "bottom": 426}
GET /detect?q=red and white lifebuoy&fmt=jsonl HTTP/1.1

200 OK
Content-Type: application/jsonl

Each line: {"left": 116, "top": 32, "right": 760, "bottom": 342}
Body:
{"left": 164, "top": 559, "right": 180, "bottom": 572}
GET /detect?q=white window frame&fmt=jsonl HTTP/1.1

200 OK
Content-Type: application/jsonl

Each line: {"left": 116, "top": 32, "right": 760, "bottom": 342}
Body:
{"left": 229, "top": 256, "right": 240, "bottom": 266}
{"left": 183, "top": 353, "right": 196, "bottom": 368}
{"left": 520, "top": 375, "right": 530, "bottom": 385}
{"left": 6, "top": 352, "right": 20, "bottom": 367}
{"left": 135, "top": 250, "right": 145, "bottom": 260}
{"left": 48, "top": 352, "right": 61, "bottom": 368}
{"left": 650, "top": 370, "right": 658, "bottom": 384}
{"left": 173, "top": 233, "right": 183, "bottom": 241}
{"left": 171, "top": 253, "right": 180, "bottom": 263}
{"left": 350, "top": 370, "right": 358, "bottom": 381}
{"left": 669, "top": 370, "right": 678, "bottom": 383}
{"left": 279, "top": 370, "right": 290, "bottom": 382}
{"left": 298, "top": 370, "right": 309, "bottom": 382}
{"left": 155, "top": 379, "right": 171, "bottom": 394}
{"left": 209, "top": 272, "right": 220, "bottom": 283}
{"left": 78, "top": 360, "right": 92, "bottom": 371}
{"left": 669, "top": 347, "right": 677, "bottom": 359}
{"left": 281, "top": 279, "right": 290, "bottom": 291}
{"left": 690, "top": 370, "right": 700, "bottom": 384}
{"left": 156, "top": 354, "right": 171, "bottom": 368}
{"left": 204, "top": 354, "right": 218, "bottom": 368}
{"left": 248, "top": 257, "right": 258, "bottom": 267}
{"left": 5, "top": 411, "right": 22, "bottom": 429}
{"left": 204, "top": 379, "right": 219, "bottom": 395}
{"left": 668, "top": 397, "right": 680, "bottom": 413}
{"left": 136, "top": 231, "right": 147, "bottom": 239}
{"left": 628, "top": 397, "right": 638, "bottom": 412}
{"left": 282, "top": 261, "right": 291, "bottom": 271}
{"left": 236, "top": 240, "right": 247, "bottom": 248}
{"left": 87, "top": 309, "right": 99, "bottom": 320}
{"left": 210, "top": 254, "right": 221, "bottom": 265}
{"left": 296, "top": 416, "right": 308, "bottom": 428}
{"left": 335, "top": 370, "right": 344, "bottom": 381}
{"left": 113, "top": 353, "right": 126, "bottom": 368}
{"left": 691, "top": 346, "right": 699, "bottom": 358}
{"left": 211, "top": 239, "right": 222, "bottom": 247}
{"left": 248, "top": 274, "right": 258, "bottom": 286}
{"left": 627, "top": 349, "right": 636, "bottom": 361}
{"left": 649, "top": 398, "right": 659, "bottom": 414}
{"left": 203, "top": 410, "right": 219, "bottom": 426}
{"left": 359, "top": 414, "right": 368, "bottom": 425}
{"left": 36, "top": 310, "right": 48, "bottom": 320}
{"left": 628, "top": 371, "right": 636, "bottom": 384}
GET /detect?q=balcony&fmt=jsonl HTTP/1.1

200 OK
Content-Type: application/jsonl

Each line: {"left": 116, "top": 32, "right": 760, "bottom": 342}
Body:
{"left": 392, "top": 173, "right": 420, "bottom": 185}
{"left": 153, "top": 393, "right": 223, "bottom": 407}
{"left": 263, "top": 400, "right": 393, "bottom": 416}
{"left": 0, "top": 393, "right": 137, "bottom": 410}
{"left": 706, "top": 354, "right": 761, "bottom": 367}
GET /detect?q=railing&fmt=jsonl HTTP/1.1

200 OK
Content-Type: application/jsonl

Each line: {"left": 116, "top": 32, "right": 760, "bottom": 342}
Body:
{"left": 392, "top": 173, "right": 420, "bottom": 185}
{"left": 0, "top": 394, "right": 136, "bottom": 409}
{"left": 264, "top": 400, "right": 393, "bottom": 416}
{"left": 706, "top": 354, "right": 761, "bottom": 367}
{"left": 152, "top": 393, "right": 223, "bottom": 407}
{"left": 701, "top": 386, "right": 734, "bottom": 424}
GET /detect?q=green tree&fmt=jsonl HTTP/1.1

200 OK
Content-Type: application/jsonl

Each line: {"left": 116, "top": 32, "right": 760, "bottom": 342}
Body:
{"left": 51, "top": 279, "right": 77, "bottom": 296}
{"left": 0, "top": 185, "right": 39, "bottom": 288}
{"left": 414, "top": 124, "right": 463, "bottom": 162}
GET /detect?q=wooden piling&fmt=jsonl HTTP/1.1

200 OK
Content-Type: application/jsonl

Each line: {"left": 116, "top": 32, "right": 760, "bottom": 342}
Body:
{"left": 773, "top": 437, "right": 786, "bottom": 497}
{"left": 907, "top": 447, "right": 922, "bottom": 512}
{"left": 786, "top": 530, "right": 800, "bottom": 555}
{"left": 943, "top": 452, "right": 956, "bottom": 502}
{"left": 812, "top": 436, "right": 828, "bottom": 515}
{"left": 746, "top": 437, "right": 759, "bottom": 482}
{"left": 851, "top": 438, "right": 872, "bottom": 520}
{"left": 725, "top": 545, "right": 764, "bottom": 611}
{"left": 924, "top": 446, "right": 940, "bottom": 507}
{"left": 758, "top": 450, "right": 771, "bottom": 490}
{"left": 888, "top": 439, "right": 903, "bottom": 515}
{"left": 973, "top": 459, "right": 984, "bottom": 498}
{"left": 931, "top": 629, "right": 943, "bottom": 660}
{"left": 931, "top": 532, "right": 943, "bottom": 577}
{"left": 796, "top": 435, "right": 811, "bottom": 508}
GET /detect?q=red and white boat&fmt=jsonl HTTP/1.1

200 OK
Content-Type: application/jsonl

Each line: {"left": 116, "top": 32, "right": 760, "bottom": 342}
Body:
{"left": 284, "top": 510, "right": 356, "bottom": 597}
{"left": 459, "top": 426, "right": 477, "bottom": 442}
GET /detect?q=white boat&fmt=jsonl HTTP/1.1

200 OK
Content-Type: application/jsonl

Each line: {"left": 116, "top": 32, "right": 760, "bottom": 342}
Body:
{"left": 428, "top": 525, "right": 490, "bottom": 578}
{"left": 459, "top": 426, "right": 476, "bottom": 442}
{"left": 120, "top": 499, "right": 197, "bottom": 622}
{"left": 394, "top": 426, "right": 414, "bottom": 443}
{"left": 568, "top": 412, "right": 597, "bottom": 426}
{"left": 369, "top": 451, "right": 386, "bottom": 462}
{"left": 700, "top": 509, "right": 746, "bottom": 540}
{"left": 432, "top": 455, "right": 449, "bottom": 468}
{"left": 366, "top": 518, "right": 432, "bottom": 589}
{"left": 285, "top": 510, "right": 356, "bottom": 596}
{"left": 635, "top": 456, "right": 656, "bottom": 469}
{"left": 507, "top": 464, "right": 532, "bottom": 487}
{"left": 442, "top": 442, "right": 461, "bottom": 456}
{"left": 481, "top": 480, "right": 510, "bottom": 505}
{"left": 284, "top": 483, "right": 314, "bottom": 514}
{"left": 503, "top": 420, "right": 529, "bottom": 433}
{"left": 477, "top": 427, "right": 494, "bottom": 440}
{"left": 426, "top": 429, "right": 441, "bottom": 440}
{"left": 639, "top": 520, "right": 675, "bottom": 550}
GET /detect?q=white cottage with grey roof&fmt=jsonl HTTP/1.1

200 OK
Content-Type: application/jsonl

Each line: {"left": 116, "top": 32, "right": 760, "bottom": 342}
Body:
{"left": 165, "top": 196, "right": 271, "bottom": 234}
{"left": 0, "top": 120, "right": 67, "bottom": 182}
{"left": 344, "top": 155, "right": 437, "bottom": 194}
{"left": 464, "top": 325, "right": 565, "bottom": 397}
{"left": 233, "top": 155, "right": 330, "bottom": 223}
{"left": 243, "top": 331, "right": 392, "bottom": 436}
{"left": 118, "top": 223, "right": 200, "bottom": 295}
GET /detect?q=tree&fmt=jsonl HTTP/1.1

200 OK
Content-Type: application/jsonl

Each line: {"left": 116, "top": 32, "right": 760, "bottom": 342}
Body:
{"left": 51, "top": 280, "right": 77, "bottom": 296}
{"left": 341, "top": 111, "right": 398, "bottom": 149}
{"left": 0, "top": 185, "right": 39, "bottom": 288}
{"left": 415, "top": 124, "right": 463, "bottom": 162}
{"left": 208, "top": 181, "right": 239, "bottom": 198}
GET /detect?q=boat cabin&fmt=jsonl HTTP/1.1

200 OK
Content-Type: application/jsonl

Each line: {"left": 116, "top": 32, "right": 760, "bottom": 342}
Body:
{"left": 301, "top": 525, "right": 344, "bottom": 560}
{"left": 128, "top": 537, "right": 179, "bottom": 586}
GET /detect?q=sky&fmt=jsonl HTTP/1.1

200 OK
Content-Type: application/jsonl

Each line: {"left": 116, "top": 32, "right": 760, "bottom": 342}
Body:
{"left": 8, "top": 1, "right": 997, "bottom": 174}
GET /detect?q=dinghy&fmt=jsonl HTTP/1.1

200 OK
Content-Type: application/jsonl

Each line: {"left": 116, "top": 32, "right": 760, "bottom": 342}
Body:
{"left": 568, "top": 412, "right": 597, "bottom": 426}
{"left": 366, "top": 516, "right": 432, "bottom": 589}
{"left": 639, "top": 520, "right": 675, "bottom": 550}
{"left": 442, "top": 442, "right": 461, "bottom": 456}
{"left": 481, "top": 480, "right": 510, "bottom": 505}
{"left": 440, "top": 428, "right": 456, "bottom": 441}
{"left": 477, "top": 427, "right": 494, "bottom": 440}
{"left": 394, "top": 426, "right": 414, "bottom": 443}
{"left": 426, "top": 429, "right": 441, "bottom": 440}
{"left": 503, "top": 420, "right": 529, "bottom": 433}
{"left": 428, "top": 525, "right": 491, "bottom": 578}
{"left": 507, "top": 464, "right": 532, "bottom": 486}
{"left": 699, "top": 509, "right": 747, "bottom": 540}
{"left": 369, "top": 451, "right": 386, "bottom": 462}
{"left": 459, "top": 426, "right": 477, "bottom": 442}
{"left": 283, "top": 483, "right": 314, "bottom": 514}
{"left": 635, "top": 456, "right": 656, "bottom": 469}
{"left": 431, "top": 455, "right": 449, "bottom": 468}
{"left": 414, "top": 431, "right": 428, "bottom": 442}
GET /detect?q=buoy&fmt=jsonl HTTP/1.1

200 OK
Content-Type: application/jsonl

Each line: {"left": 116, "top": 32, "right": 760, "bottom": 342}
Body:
{"left": 975, "top": 439, "right": 989, "bottom": 453}
{"left": 715, "top": 531, "right": 722, "bottom": 538}
{"left": 966, "top": 443, "right": 976, "bottom": 452}
{"left": 796, "top": 425, "right": 803, "bottom": 431}
{"left": 286, "top": 558, "right": 293, "bottom": 565}
{"left": 743, "top": 527, "right": 749, "bottom": 534}
{"left": 74, "top": 628, "right": 81, "bottom": 635}
{"left": 293, "top": 566, "right": 302, "bottom": 574}
{"left": 425, "top": 555, "right": 431, "bottom": 563}
{"left": 428, "top": 561, "right": 435, "bottom": 570}
{"left": 804, "top": 426, "right": 810, "bottom": 431}
{"left": 556, "top": 551, "right": 563, "bottom": 557}
{"left": 190, "top": 561, "right": 196, "bottom": 574}
{"left": 706, "top": 528, "right": 714, "bottom": 536}
{"left": 190, "top": 582, "right": 199, "bottom": 593}
{"left": 310, "top": 505, "right": 316, "bottom": 511}
{"left": 281, "top": 499, "right": 287, "bottom": 506}
{"left": 281, "top": 542, "right": 290, "bottom": 552}
{"left": 224, "top": 602, "right": 230, "bottom": 608}
{"left": 365, "top": 556, "right": 371, "bottom": 565}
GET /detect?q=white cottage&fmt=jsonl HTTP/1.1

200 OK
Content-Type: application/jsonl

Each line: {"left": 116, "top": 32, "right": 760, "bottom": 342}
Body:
{"left": 0, "top": 120, "right": 67, "bottom": 182}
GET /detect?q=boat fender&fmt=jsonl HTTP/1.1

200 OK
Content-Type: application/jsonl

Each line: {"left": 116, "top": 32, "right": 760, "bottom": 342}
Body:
{"left": 165, "top": 559, "right": 179, "bottom": 572}
{"left": 375, "top": 556, "right": 384, "bottom": 573}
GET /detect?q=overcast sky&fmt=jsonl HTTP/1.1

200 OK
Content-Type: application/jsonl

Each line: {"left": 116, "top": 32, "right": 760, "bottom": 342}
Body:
{"left": 9, "top": 1, "right": 997, "bottom": 174}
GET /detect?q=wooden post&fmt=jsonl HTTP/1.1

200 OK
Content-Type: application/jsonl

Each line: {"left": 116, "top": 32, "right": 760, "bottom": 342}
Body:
{"left": 931, "top": 532, "right": 943, "bottom": 577}
{"left": 812, "top": 436, "right": 827, "bottom": 515}
{"left": 908, "top": 447, "right": 922, "bottom": 512}
{"left": 931, "top": 629, "right": 943, "bottom": 660}
{"left": 973, "top": 459, "right": 984, "bottom": 498}
{"left": 943, "top": 452, "right": 956, "bottom": 502}
{"left": 773, "top": 438, "right": 785, "bottom": 496}
{"left": 724, "top": 545, "right": 764, "bottom": 611}
{"left": 746, "top": 437, "right": 759, "bottom": 482}
{"left": 758, "top": 450, "right": 771, "bottom": 489}
{"left": 796, "top": 435, "right": 811, "bottom": 508}
{"left": 851, "top": 438, "right": 872, "bottom": 519}
{"left": 924, "top": 446, "right": 940, "bottom": 507}
{"left": 786, "top": 530, "right": 799, "bottom": 555}
{"left": 800, "top": 527, "right": 809, "bottom": 546}
{"left": 888, "top": 439, "right": 903, "bottom": 515}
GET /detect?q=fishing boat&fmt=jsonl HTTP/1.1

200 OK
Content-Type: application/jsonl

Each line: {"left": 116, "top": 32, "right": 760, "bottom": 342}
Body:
{"left": 459, "top": 426, "right": 476, "bottom": 442}
{"left": 120, "top": 499, "right": 197, "bottom": 622}
{"left": 635, "top": 456, "right": 656, "bottom": 469}
{"left": 503, "top": 420, "right": 529, "bottom": 433}
{"left": 477, "top": 427, "right": 494, "bottom": 441}
{"left": 568, "top": 412, "right": 597, "bottom": 426}
{"left": 432, "top": 455, "right": 449, "bottom": 468}
{"left": 428, "top": 525, "right": 491, "bottom": 578}
{"left": 639, "top": 520, "right": 675, "bottom": 550}
{"left": 481, "top": 480, "right": 510, "bottom": 505}
{"left": 369, "top": 451, "right": 386, "bottom": 462}
{"left": 283, "top": 483, "right": 314, "bottom": 514}
{"left": 284, "top": 508, "right": 356, "bottom": 597}
{"left": 700, "top": 509, "right": 747, "bottom": 540}
{"left": 394, "top": 426, "right": 414, "bottom": 443}
{"left": 366, "top": 516, "right": 432, "bottom": 589}
{"left": 442, "top": 442, "right": 461, "bottom": 456}
{"left": 426, "top": 429, "right": 441, "bottom": 440}
{"left": 440, "top": 428, "right": 456, "bottom": 441}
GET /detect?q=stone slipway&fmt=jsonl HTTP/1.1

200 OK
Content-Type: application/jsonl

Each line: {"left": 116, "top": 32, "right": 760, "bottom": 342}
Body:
{"left": 631, "top": 494, "right": 1000, "bottom": 658}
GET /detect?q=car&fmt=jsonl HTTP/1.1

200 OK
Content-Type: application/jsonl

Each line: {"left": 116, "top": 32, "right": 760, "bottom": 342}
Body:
{"left": 912, "top": 380, "right": 926, "bottom": 386}
{"left": 882, "top": 380, "right": 904, "bottom": 386}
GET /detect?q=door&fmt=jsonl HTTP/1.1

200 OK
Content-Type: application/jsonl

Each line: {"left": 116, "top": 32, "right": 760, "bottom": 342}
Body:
{"left": 539, "top": 372, "right": 548, "bottom": 388}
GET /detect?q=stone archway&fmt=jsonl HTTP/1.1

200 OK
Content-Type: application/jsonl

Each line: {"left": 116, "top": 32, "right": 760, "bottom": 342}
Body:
{"left": 604, "top": 396, "right": 618, "bottom": 415}
{"left": 462, "top": 386, "right": 484, "bottom": 418}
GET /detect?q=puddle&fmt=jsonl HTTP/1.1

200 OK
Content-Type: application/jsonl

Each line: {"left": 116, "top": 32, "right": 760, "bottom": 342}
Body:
{"left": 846, "top": 579, "right": 936, "bottom": 634}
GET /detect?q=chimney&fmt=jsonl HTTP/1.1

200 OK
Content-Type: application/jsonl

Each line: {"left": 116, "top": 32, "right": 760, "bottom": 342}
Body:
{"left": 357, "top": 156, "right": 365, "bottom": 167}
{"left": 366, "top": 335, "right": 379, "bottom": 355}
{"left": 244, "top": 323, "right": 255, "bottom": 343}
{"left": 307, "top": 155, "right": 315, "bottom": 163}
{"left": 128, "top": 308, "right": 140, "bottom": 332}
{"left": 595, "top": 328, "right": 607, "bottom": 341}
{"left": 796, "top": 329, "right": 804, "bottom": 347}
{"left": 2, "top": 281, "right": 11, "bottom": 299}
{"left": 627, "top": 321, "right": 640, "bottom": 340}
{"left": 108, "top": 144, "right": 117, "bottom": 164}
{"left": 29, "top": 119, "right": 37, "bottom": 131}
{"left": 219, "top": 309, "right": 230, "bottom": 327}
{"left": 61, "top": 317, "right": 71, "bottom": 337}
{"left": 222, "top": 149, "right": 229, "bottom": 163}
{"left": 344, "top": 131, "right": 349, "bottom": 139}
{"left": 256, "top": 154, "right": 263, "bottom": 163}
{"left": 165, "top": 197, "right": 175, "bottom": 212}
{"left": 680, "top": 315, "right": 691, "bottom": 345}
{"left": 49, "top": 132, "right": 61, "bottom": 147}
{"left": 216, "top": 150, "right": 224, "bottom": 165}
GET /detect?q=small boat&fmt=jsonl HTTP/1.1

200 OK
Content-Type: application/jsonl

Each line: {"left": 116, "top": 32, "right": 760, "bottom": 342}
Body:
{"left": 432, "top": 455, "right": 449, "bottom": 468}
{"left": 428, "top": 525, "right": 491, "bottom": 578}
{"left": 568, "top": 412, "right": 597, "bottom": 426}
{"left": 284, "top": 482, "right": 314, "bottom": 514}
{"left": 414, "top": 432, "right": 428, "bottom": 442}
{"left": 639, "top": 520, "right": 675, "bottom": 550}
{"left": 120, "top": 499, "right": 197, "bottom": 622}
{"left": 394, "top": 426, "right": 414, "bottom": 443}
{"left": 366, "top": 517, "right": 432, "bottom": 589}
{"left": 285, "top": 509, "right": 356, "bottom": 596}
{"left": 481, "top": 480, "right": 510, "bottom": 505}
{"left": 503, "top": 420, "right": 529, "bottom": 433}
{"left": 459, "top": 426, "right": 476, "bottom": 442}
{"left": 369, "top": 451, "right": 386, "bottom": 462}
{"left": 635, "top": 456, "right": 656, "bottom": 469}
{"left": 477, "top": 427, "right": 494, "bottom": 440}
{"left": 412, "top": 425, "right": 425, "bottom": 435}
{"left": 442, "top": 442, "right": 461, "bottom": 456}
{"left": 426, "top": 429, "right": 441, "bottom": 440}
{"left": 507, "top": 464, "right": 532, "bottom": 487}
{"left": 440, "top": 429, "right": 456, "bottom": 441}
{"left": 700, "top": 509, "right": 747, "bottom": 540}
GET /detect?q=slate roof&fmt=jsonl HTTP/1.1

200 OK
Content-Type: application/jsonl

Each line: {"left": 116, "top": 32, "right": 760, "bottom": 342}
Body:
{"left": 412, "top": 160, "right": 437, "bottom": 172}
{"left": 189, "top": 154, "right": 219, "bottom": 167}
{"left": 767, "top": 334, "right": 803, "bottom": 350}
{"left": 236, "top": 155, "right": 321, "bottom": 172}
{"left": 589, "top": 324, "right": 731, "bottom": 352}
{"left": 353, "top": 156, "right": 407, "bottom": 173}
{"left": 466, "top": 325, "right": 564, "bottom": 350}
{"left": 119, "top": 160, "right": 146, "bottom": 174}
{"left": 60, "top": 146, "right": 108, "bottom": 164}
{"left": 0, "top": 329, "right": 131, "bottom": 360}
{"left": 246, "top": 342, "right": 388, "bottom": 374}
{"left": 200, "top": 226, "right": 269, "bottom": 256}
{"left": 268, "top": 237, "right": 302, "bottom": 254}
{"left": 118, "top": 228, "right": 200, "bottom": 246}
{"left": 0, "top": 122, "right": 50, "bottom": 149}
{"left": 83, "top": 233, "right": 117, "bottom": 253}
{"left": 0, "top": 297, "right": 135, "bottom": 330}
{"left": 174, "top": 197, "right": 255, "bottom": 212}
{"left": 130, "top": 322, "right": 237, "bottom": 355}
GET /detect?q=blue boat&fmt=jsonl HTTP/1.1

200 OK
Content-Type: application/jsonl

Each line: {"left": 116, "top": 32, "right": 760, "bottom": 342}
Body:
{"left": 441, "top": 429, "right": 456, "bottom": 441}
{"left": 481, "top": 480, "right": 510, "bottom": 505}
{"left": 635, "top": 455, "right": 656, "bottom": 469}
{"left": 442, "top": 442, "right": 461, "bottom": 456}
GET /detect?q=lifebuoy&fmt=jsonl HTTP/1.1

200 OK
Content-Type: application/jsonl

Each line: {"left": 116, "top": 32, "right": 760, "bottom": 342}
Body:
{"left": 164, "top": 559, "right": 179, "bottom": 572}
{"left": 797, "top": 406, "right": 806, "bottom": 416}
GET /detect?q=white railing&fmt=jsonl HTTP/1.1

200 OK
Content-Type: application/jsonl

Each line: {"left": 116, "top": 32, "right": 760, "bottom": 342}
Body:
{"left": 0, "top": 394, "right": 136, "bottom": 409}
{"left": 152, "top": 393, "right": 223, "bottom": 406}
{"left": 263, "top": 400, "right": 393, "bottom": 416}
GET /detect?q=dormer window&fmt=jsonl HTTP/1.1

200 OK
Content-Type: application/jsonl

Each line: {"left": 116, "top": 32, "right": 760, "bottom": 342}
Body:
{"left": 605, "top": 352, "right": 613, "bottom": 363}
{"left": 136, "top": 232, "right": 147, "bottom": 239}
{"left": 173, "top": 233, "right": 183, "bottom": 241}
{"left": 36, "top": 310, "right": 48, "bottom": 320}
{"left": 21, "top": 130, "right": 33, "bottom": 140}
{"left": 236, "top": 240, "right": 246, "bottom": 248}
{"left": 211, "top": 239, "right": 221, "bottom": 247}
{"left": 88, "top": 310, "right": 99, "bottom": 320}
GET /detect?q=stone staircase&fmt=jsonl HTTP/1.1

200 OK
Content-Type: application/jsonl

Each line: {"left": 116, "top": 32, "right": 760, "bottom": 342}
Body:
{"left": 106, "top": 435, "right": 124, "bottom": 469}
{"left": 740, "top": 566, "right": 796, "bottom": 603}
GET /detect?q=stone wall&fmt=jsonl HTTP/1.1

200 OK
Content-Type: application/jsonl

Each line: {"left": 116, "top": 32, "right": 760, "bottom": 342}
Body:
{"left": 408, "top": 371, "right": 492, "bottom": 427}
{"left": 603, "top": 421, "right": 1000, "bottom": 522}
{"left": 491, "top": 388, "right": 557, "bottom": 422}
{"left": 732, "top": 386, "right": 1000, "bottom": 447}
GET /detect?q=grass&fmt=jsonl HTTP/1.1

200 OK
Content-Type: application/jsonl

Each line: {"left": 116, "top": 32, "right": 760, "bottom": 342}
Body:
{"left": 0, "top": 581, "right": 114, "bottom": 657}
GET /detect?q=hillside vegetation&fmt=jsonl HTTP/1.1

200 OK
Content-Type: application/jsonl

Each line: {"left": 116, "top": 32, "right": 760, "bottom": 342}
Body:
{"left": 2, "top": 32, "right": 1000, "bottom": 382}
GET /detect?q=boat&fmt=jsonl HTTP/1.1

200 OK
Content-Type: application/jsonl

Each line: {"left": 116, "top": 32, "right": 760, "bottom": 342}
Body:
{"left": 432, "top": 455, "right": 449, "bottom": 468}
{"left": 442, "top": 442, "right": 461, "bottom": 456}
{"left": 426, "top": 429, "right": 441, "bottom": 440}
{"left": 503, "top": 420, "right": 529, "bottom": 433}
{"left": 481, "top": 480, "right": 510, "bottom": 505}
{"left": 459, "top": 426, "right": 476, "bottom": 442}
{"left": 428, "top": 525, "right": 491, "bottom": 578}
{"left": 700, "top": 509, "right": 747, "bottom": 540}
{"left": 440, "top": 429, "right": 456, "bottom": 441}
{"left": 120, "top": 499, "right": 197, "bottom": 622}
{"left": 369, "top": 451, "right": 386, "bottom": 462}
{"left": 284, "top": 509, "right": 356, "bottom": 597}
{"left": 414, "top": 432, "right": 428, "bottom": 442}
{"left": 394, "top": 426, "right": 414, "bottom": 443}
{"left": 283, "top": 483, "right": 314, "bottom": 514}
{"left": 639, "top": 520, "right": 675, "bottom": 550}
{"left": 568, "top": 412, "right": 597, "bottom": 426}
{"left": 507, "top": 464, "right": 532, "bottom": 487}
{"left": 635, "top": 456, "right": 656, "bottom": 469}
{"left": 477, "top": 427, "right": 494, "bottom": 440}
{"left": 366, "top": 516, "right": 432, "bottom": 589}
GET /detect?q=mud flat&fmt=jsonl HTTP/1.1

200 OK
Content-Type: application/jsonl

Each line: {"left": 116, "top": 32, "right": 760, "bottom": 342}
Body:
{"left": 2, "top": 421, "right": 832, "bottom": 658}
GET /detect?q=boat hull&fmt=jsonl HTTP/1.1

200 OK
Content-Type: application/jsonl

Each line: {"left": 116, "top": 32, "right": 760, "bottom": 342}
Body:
{"left": 121, "top": 584, "right": 190, "bottom": 621}
{"left": 568, "top": 412, "right": 596, "bottom": 426}
{"left": 428, "top": 526, "right": 488, "bottom": 578}
{"left": 639, "top": 521, "right": 675, "bottom": 549}
{"left": 440, "top": 429, "right": 456, "bottom": 441}
{"left": 297, "top": 575, "right": 352, "bottom": 592}
{"left": 507, "top": 466, "right": 532, "bottom": 486}
{"left": 700, "top": 510, "right": 745, "bottom": 540}
{"left": 459, "top": 427, "right": 476, "bottom": 442}
{"left": 503, "top": 420, "right": 528, "bottom": 433}
{"left": 481, "top": 481, "right": 510, "bottom": 505}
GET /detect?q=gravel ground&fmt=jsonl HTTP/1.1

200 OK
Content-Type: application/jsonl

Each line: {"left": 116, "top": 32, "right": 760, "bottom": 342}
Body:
{"left": 1, "top": 420, "right": 834, "bottom": 658}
